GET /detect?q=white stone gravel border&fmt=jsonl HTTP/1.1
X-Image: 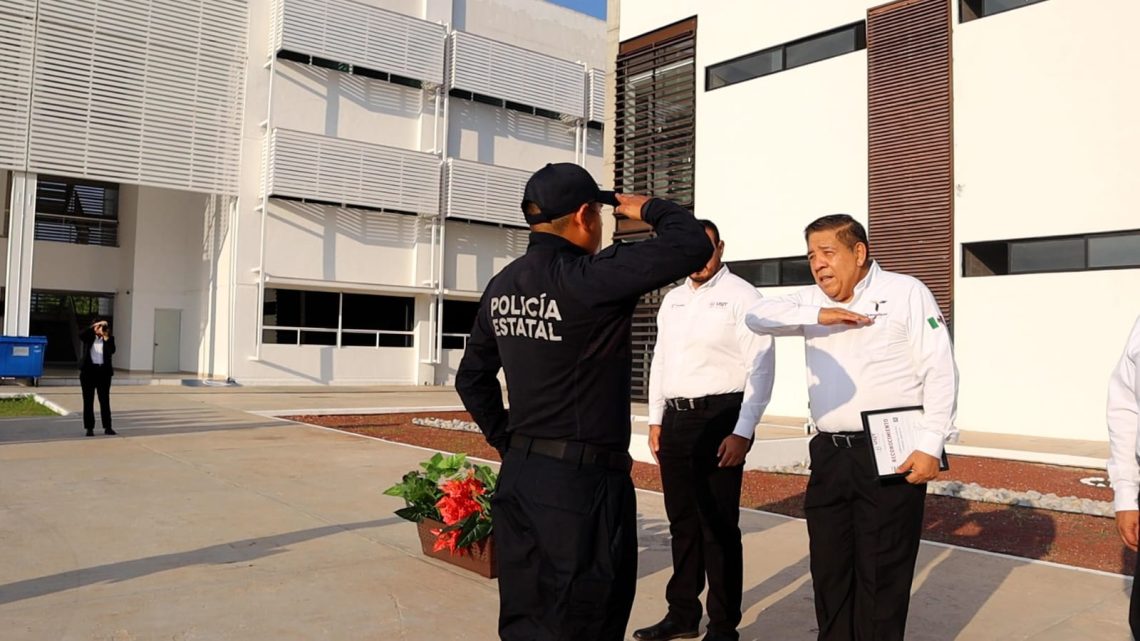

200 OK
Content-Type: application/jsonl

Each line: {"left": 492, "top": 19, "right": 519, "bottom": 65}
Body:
{"left": 409, "top": 416, "right": 1115, "bottom": 519}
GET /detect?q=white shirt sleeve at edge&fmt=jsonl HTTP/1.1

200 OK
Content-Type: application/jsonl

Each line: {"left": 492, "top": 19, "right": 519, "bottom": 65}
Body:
{"left": 1108, "top": 317, "right": 1140, "bottom": 512}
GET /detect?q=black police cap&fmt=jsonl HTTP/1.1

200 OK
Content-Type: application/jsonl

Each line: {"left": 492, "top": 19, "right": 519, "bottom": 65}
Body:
{"left": 520, "top": 163, "right": 618, "bottom": 224}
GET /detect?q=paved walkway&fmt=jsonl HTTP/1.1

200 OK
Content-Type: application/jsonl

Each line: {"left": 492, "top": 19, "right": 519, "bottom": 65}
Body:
{"left": 0, "top": 386, "right": 1130, "bottom": 640}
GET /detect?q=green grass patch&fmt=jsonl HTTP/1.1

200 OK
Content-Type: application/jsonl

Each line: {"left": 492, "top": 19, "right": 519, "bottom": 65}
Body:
{"left": 0, "top": 396, "right": 59, "bottom": 417}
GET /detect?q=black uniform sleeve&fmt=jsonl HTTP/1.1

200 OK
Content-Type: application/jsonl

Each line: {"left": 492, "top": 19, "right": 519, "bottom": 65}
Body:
{"left": 455, "top": 290, "right": 510, "bottom": 454}
{"left": 569, "top": 198, "right": 712, "bottom": 307}
{"left": 106, "top": 336, "right": 116, "bottom": 357}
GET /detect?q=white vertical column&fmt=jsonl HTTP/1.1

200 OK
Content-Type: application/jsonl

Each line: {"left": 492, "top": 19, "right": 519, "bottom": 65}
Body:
{"left": 4, "top": 171, "right": 36, "bottom": 336}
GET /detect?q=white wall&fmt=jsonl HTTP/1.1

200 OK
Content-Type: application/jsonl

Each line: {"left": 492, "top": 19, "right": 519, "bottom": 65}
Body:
{"left": 618, "top": 0, "right": 696, "bottom": 41}
{"left": 444, "top": 220, "right": 528, "bottom": 292}
{"left": 123, "top": 187, "right": 212, "bottom": 372}
{"left": 449, "top": 99, "right": 583, "bottom": 169}
{"left": 264, "top": 201, "right": 422, "bottom": 287}
{"left": 273, "top": 62, "right": 425, "bottom": 149}
{"left": 955, "top": 271, "right": 1140, "bottom": 440}
{"left": 242, "top": 344, "right": 418, "bottom": 384}
{"left": 954, "top": 0, "right": 1140, "bottom": 242}
{"left": 952, "top": 0, "right": 1140, "bottom": 441}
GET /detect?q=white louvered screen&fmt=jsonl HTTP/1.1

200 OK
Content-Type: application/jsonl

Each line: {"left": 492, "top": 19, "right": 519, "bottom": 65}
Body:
{"left": 588, "top": 68, "right": 605, "bottom": 122}
{"left": 272, "top": 0, "right": 446, "bottom": 85}
{"left": 450, "top": 30, "right": 586, "bottom": 118}
{"left": 0, "top": 0, "right": 35, "bottom": 171}
{"left": 269, "top": 128, "right": 441, "bottom": 216}
{"left": 27, "top": 0, "right": 247, "bottom": 194}
{"left": 444, "top": 158, "right": 528, "bottom": 228}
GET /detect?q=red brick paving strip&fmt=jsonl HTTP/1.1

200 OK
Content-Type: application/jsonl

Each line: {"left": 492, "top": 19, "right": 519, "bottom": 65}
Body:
{"left": 290, "top": 413, "right": 1135, "bottom": 576}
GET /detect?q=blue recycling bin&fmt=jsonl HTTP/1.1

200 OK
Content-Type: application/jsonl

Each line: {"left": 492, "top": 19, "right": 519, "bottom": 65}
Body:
{"left": 0, "top": 336, "right": 48, "bottom": 384}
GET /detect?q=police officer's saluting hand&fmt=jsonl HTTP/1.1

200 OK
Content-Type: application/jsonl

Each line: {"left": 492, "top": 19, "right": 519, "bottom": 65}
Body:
{"left": 455, "top": 162, "right": 712, "bottom": 641}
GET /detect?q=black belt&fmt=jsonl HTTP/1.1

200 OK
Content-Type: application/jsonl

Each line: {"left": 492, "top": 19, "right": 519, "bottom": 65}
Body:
{"left": 821, "top": 432, "right": 868, "bottom": 448}
{"left": 665, "top": 392, "right": 743, "bottom": 412}
{"left": 509, "top": 433, "right": 633, "bottom": 473}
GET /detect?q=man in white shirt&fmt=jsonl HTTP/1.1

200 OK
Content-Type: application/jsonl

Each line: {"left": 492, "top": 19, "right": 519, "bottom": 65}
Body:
{"left": 1106, "top": 315, "right": 1140, "bottom": 637}
{"left": 744, "top": 214, "right": 957, "bottom": 641}
{"left": 633, "top": 220, "right": 775, "bottom": 641}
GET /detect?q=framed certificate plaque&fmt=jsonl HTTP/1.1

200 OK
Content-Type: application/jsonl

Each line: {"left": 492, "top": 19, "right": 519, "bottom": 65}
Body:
{"left": 860, "top": 406, "right": 950, "bottom": 480}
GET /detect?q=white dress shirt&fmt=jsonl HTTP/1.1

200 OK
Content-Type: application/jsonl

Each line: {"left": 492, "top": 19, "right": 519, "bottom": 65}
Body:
{"left": 1107, "top": 315, "right": 1140, "bottom": 511}
{"left": 744, "top": 260, "right": 958, "bottom": 458}
{"left": 648, "top": 266, "right": 776, "bottom": 438}
{"left": 91, "top": 338, "right": 105, "bottom": 366}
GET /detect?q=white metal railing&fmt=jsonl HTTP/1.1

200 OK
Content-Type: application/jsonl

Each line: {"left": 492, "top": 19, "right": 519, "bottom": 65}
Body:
{"left": 268, "top": 128, "right": 441, "bottom": 215}
{"left": 271, "top": 0, "right": 446, "bottom": 85}
{"left": 444, "top": 158, "right": 528, "bottom": 227}
{"left": 263, "top": 325, "right": 414, "bottom": 348}
{"left": 441, "top": 333, "right": 469, "bottom": 350}
{"left": 450, "top": 30, "right": 586, "bottom": 118}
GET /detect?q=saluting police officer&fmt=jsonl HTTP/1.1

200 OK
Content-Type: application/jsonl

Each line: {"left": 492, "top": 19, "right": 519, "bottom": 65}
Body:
{"left": 455, "top": 162, "right": 712, "bottom": 641}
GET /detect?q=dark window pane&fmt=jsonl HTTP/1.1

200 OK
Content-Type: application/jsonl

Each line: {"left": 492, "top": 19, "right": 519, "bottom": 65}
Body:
{"left": 263, "top": 329, "right": 298, "bottom": 345}
{"left": 1088, "top": 233, "right": 1140, "bottom": 269}
{"left": 377, "top": 333, "right": 414, "bottom": 348}
{"left": 1009, "top": 238, "right": 1084, "bottom": 273}
{"left": 34, "top": 176, "right": 119, "bottom": 247}
{"left": 983, "top": 0, "right": 1047, "bottom": 17}
{"left": 728, "top": 260, "right": 779, "bottom": 287}
{"left": 707, "top": 48, "right": 782, "bottom": 90}
{"left": 963, "top": 241, "right": 1010, "bottom": 276}
{"left": 341, "top": 332, "right": 377, "bottom": 347}
{"left": 300, "top": 330, "right": 337, "bottom": 346}
{"left": 786, "top": 26, "right": 859, "bottom": 69}
{"left": 442, "top": 335, "right": 467, "bottom": 350}
{"left": 342, "top": 294, "right": 413, "bottom": 331}
{"left": 780, "top": 258, "right": 813, "bottom": 285}
{"left": 442, "top": 300, "right": 480, "bottom": 334}
{"left": 263, "top": 289, "right": 339, "bottom": 329}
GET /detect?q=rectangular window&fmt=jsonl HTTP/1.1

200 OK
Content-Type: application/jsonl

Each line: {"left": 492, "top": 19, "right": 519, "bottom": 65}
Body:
{"left": 262, "top": 289, "right": 414, "bottom": 347}
{"left": 442, "top": 300, "right": 480, "bottom": 350}
{"left": 616, "top": 17, "right": 697, "bottom": 241}
{"left": 963, "top": 230, "right": 1140, "bottom": 276}
{"left": 34, "top": 176, "right": 119, "bottom": 247}
{"left": 960, "top": 0, "right": 1048, "bottom": 22}
{"left": 728, "top": 257, "right": 814, "bottom": 287}
{"left": 706, "top": 22, "right": 866, "bottom": 91}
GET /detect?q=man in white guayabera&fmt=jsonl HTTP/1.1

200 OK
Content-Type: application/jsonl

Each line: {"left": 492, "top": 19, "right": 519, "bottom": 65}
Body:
{"left": 743, "top": 214, "right": 958, "bottom": 641}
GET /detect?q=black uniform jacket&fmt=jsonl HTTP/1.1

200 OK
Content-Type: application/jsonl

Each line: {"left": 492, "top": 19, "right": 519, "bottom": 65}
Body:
{"left": 455, "top": 199, "right": 712, "bottom": 453}
{"left": 79, "top": 328, "right": 116, "bottom": 377}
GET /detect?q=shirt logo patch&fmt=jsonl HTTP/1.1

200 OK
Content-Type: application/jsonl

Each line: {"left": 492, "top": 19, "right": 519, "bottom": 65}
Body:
{"left": 709, "top": 301, "right": 729, "bottom": 308}
{"left": 927, "top": 316, "right": 940, "bottom": 329}
{"left": 867, "top": 299, "right": 889, "bottom": 319}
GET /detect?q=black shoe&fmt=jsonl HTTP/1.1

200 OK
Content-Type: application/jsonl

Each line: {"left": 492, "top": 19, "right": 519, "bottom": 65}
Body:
{"left": 632, "top": 618, "right": 700, "bottom": 641}
{"left": 104, "top": 428, "right": 117, "bottom": 436}
{"left": 701, "top": 632, "right": 739, "bottom": 641}
{"left": 85, "top": 430, "right": 94, "bottom": 437}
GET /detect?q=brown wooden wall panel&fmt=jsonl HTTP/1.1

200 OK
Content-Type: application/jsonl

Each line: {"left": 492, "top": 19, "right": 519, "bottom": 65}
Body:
{"left": 867, "top": 0, "right": 954, "bottom": 323}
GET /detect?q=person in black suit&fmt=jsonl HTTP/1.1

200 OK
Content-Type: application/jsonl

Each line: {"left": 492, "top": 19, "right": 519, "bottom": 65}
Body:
{"left": 79, "top": 319, "right": 116, "bottom": 437}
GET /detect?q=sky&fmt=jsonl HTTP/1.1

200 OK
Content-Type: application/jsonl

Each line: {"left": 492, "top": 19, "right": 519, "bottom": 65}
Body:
{"left": 548, "top": 0, "right": 606, "bottom": 20}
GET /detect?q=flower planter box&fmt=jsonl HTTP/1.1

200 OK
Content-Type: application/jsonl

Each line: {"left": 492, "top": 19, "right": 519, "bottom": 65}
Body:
{"left": 416, "top": 517, "right": 497, "bottom": 579}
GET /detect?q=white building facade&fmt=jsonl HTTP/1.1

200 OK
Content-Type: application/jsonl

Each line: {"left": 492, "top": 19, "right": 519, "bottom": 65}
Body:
{"left": 0, "top": 0, "right": 605, "bottom": 385}
{"left": 611, "top": 0, "right": 1140, "bottom": 442}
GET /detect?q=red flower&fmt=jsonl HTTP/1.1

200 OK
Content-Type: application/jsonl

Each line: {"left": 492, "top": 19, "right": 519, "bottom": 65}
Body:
{"left": 431, "top": 527, "right": 463, "bottom": 555}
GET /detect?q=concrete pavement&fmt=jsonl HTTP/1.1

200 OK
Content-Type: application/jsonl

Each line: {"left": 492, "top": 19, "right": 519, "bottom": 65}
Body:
{"left": 0, "top": 386, "right": 1130, "bottom": 640}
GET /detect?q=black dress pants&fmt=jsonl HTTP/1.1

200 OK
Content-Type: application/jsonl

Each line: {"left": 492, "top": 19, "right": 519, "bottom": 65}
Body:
{"left": 805, "top": 433, "right": 927, "bottom": 641}
{"left": 492, "top": 446, "right": 638, "bottom": 641}
{"left": 1131, "top": 491, "right": 1140, "bottom": 639}
{"left": 658, "top": 393, "right": 745, "bottom": 638}
{"left": 80, "top": 369, "right": 112, "bottom": 433}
